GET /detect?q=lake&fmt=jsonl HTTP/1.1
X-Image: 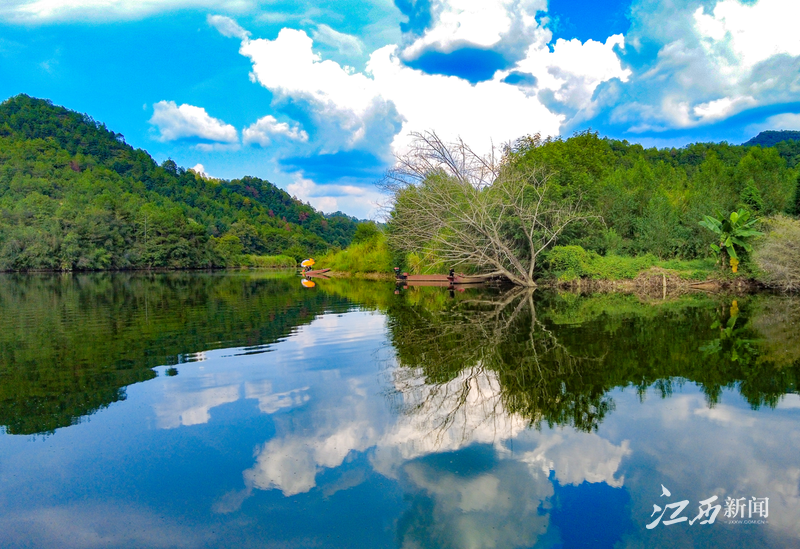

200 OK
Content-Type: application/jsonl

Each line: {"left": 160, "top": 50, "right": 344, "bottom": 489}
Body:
{"left": 1, "top": 272, "right": 799, "bottom": 548}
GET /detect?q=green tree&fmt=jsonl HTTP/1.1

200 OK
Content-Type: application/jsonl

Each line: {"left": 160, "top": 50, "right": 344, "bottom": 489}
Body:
{"left": 699, "top": 209, "right": 763, "bottom": 272}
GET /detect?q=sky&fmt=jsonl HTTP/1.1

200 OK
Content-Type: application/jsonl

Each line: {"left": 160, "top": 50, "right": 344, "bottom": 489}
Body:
{"left": 1, "top": 0, "right": 799, "bottom": 218}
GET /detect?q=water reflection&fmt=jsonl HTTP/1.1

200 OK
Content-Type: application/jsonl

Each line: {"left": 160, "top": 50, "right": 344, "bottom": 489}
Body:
{"left": 385, "top": 287, "right": 800, "bottom": 432}
{"left": 0, "top": 272, "right": 350, "bottom": 435}
{"left": 2, "top": 274, "right": 800, "bottom": 548}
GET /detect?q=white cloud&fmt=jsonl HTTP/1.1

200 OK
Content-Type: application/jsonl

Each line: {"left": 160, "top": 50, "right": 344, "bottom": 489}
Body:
{"left": 194, "top": 142, "right": 241, "bottom": 152}
{"left": 400, "top": 0, "right": 547, "bottom": 60}
{"left": 237, "top": 26, "right": 569, "bottom": 159}
{"left": 1, "top": 0, "right": 252, "bottom": 22}
{"left": 207, "top": 14, "right": 250, "bottom": 40}
{"left": 223, "top": 7, "right": 638, "bottom": 165}
{"left": 694, "top": 402, "right": 757, "bottom": 426}
{"left": 514, "top": 33, "right": 631, "bottom": 125}
{"left": 286, "top": 173, "right": 382, "bottom": 218}
{"left": 376, "top": 366, "right": 529, "bottom": 467}
{"left": 149, "top": 100, "right": 239, "bottom": 144}
{"left": 398, "top": 460, "right": 553, "bottom": 549}
{"left": 0, "top": 503, "right": 203, "bottom": 548}
{"left": 243, "top": 360, "right": 631, "bottom": 501}
{"left": 240, "top": 28, "right": 401, "bottom": 156}
{"left": 777, "top": 394, "right": 800, "bottom": 409}
{"left": 745, "top": 112, "right": 800, "bottom": 137}
{"left": 692, "top": 95, "right": 756, "bottom": 122}
{"left": 694, "top": 0, "right": 800, "bottom": 70}
{"left": 520, "top": 432, "right": 631, "bottom": 487}
{"left": 593, "top": 0, "right": 800, "bottom": 133}
{"left": 189, "top": 163, "right": 208, "bottom": 177}
{"left": 312, "top": 24, "right": 364, "bottom": 57}
{"left": 153, "top": 384, "right": 240, "bottom": 428}
{"left": 242, "top": 115, "right": 308, "bottom": 147}
{"left": 244, "top": 379, "right": 310, "bottom": 414}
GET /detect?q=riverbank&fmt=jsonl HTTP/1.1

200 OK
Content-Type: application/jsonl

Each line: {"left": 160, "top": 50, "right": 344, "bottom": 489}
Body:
{"left": 538, "top": 267, "right": 760, "bottom": 295}
{"left": 318, "top": 265, "right": 767, "bottom": 295}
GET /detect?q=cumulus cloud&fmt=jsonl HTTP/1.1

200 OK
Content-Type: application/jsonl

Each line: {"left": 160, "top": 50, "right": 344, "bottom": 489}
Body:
{"left": 197, "top": 0, "right": 800, "bottom": 217}
{"left": 222, "top": 6, "right": 639, "bottom": 162}
{"left": 237, "top": 26, "right": 568, "bottom": 159}
{"left": 588, "top": 0, "right": 800, "bottom": 134}
{"left": 149, "top": 100, "right": 239, "bottom": 144}
{"left": 240, "top": 28, "right": 404, "bottom": 157}
{"left": 399, "top": 0, "right": 547, "bottom": 61}
{"left": 242, "top": 115, "right": 308, "bottom": 147}
{"left": 212, "top": 9, "right": 634, "bottom": 217}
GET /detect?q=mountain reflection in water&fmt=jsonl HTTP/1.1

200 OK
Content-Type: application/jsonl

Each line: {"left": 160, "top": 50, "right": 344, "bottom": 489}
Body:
{"left": 1, "top": 273, "right": 799, "bottom": 548}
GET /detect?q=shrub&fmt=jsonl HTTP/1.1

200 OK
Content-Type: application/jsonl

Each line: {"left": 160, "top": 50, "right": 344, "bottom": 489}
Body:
{"left": 245, "top": 254, "right": 296, "bottom": 269}
{"left": 753, "top": 215, "right": 800, "bottom": 291}
{"left": 317, "top": 231, "right": 393, "bottom": 274}
{"left": 543, "top": 245, "right": 660, "bottom": 280}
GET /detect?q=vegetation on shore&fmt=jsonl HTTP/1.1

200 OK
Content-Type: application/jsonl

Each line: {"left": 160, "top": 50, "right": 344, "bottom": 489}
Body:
{"left": 0, "top": 95, "right": 364, "bottom": 271}
{"left": 2, "top": 94, "right": 800, "bottom": 287}
{"left": 372, "top": 130, "right": 800, "bottom": 288}
{"left": 752, "top": 215, "right": 800, "bottom": 291}
{"left": 316, "top": 222, "right": 393, "bottom": 274}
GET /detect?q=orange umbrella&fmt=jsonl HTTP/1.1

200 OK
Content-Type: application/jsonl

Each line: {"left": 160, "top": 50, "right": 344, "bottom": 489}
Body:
{"left": 301, "top": 279, "right": 316, "bottom": 288}
{"left": 301, "top": 258, "right": 315, "bottom": 267}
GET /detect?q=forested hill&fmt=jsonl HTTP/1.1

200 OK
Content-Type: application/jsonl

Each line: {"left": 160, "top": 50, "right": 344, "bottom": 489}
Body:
{"left": 506, "top": 131, "right": 800, "bottom": 260}
{"left": 0, "top": 94, "right": 360, "bottom": 271}
{"left": 744, "top": 130, "right": 800, "bottom": 148}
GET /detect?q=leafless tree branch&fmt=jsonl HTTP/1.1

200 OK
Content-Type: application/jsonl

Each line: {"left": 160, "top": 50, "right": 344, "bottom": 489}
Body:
{"left": 380, "top": 131, "right": 599, "bottom": 286}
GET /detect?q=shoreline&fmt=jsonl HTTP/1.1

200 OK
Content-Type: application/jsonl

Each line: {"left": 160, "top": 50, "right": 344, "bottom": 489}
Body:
{"left": 0, "top": 267, "right": 781, "bottom": 295}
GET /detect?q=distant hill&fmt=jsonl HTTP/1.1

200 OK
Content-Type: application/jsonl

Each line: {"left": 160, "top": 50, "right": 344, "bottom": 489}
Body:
{"left": 744, "top": 130, "right": 800, "bottom": 147}
{"left": 0, "top": 95, "right": 360, "bottom": 271}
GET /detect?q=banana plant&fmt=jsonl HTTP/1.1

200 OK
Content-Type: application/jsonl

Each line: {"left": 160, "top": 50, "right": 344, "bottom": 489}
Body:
{"left": 699, "top": 209, "right": 763, "bottom": 271}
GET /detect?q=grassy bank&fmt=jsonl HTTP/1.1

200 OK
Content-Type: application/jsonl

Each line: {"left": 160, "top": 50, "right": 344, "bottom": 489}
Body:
{"left": 241, "top": 254, "right": 297, "bottom": 269}
{"left": 541, "top": 245, "right": 718, "bottom": 281}
{"left": 317, "top": 230, "right": 393, "bottom": 274}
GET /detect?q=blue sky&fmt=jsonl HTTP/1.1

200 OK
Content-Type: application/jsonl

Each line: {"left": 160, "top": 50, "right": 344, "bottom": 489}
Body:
{"left": 1, "top": 0, "right": 799, "bottom": 218}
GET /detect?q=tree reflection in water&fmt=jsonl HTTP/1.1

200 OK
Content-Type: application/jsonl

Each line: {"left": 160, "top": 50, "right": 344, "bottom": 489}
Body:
{"left": 386, "top": 287, "right": 607, "bottom": 454}
{"left": 383, "top": 285, "right": 800, "bottom": 446}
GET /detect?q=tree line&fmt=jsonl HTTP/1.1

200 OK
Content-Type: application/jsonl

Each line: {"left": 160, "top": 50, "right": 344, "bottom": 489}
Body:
{"left": 0, "top": 94, "right": 362, "bottom": 271}
{"left": 381, "top": 130, "right": 800, "bottom": 285}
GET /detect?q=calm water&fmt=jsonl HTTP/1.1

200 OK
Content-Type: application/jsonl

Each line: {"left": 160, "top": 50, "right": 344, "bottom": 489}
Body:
{"left": 1, "top": 272, "right": 799, "bottom": 548}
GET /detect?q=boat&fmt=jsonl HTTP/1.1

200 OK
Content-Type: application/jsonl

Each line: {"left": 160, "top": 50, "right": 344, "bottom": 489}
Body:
{"left": 451, "top": 274, "right": 491, "bottom": 284}
{"left": 304, "top": 268, "right": 331, "bottom": 277}
{"left": 394, "top": 271, "right": 491, "bottom": 285}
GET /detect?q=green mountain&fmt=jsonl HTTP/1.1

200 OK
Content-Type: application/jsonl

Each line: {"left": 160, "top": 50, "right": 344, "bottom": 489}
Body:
{"left": 744, "top": 130, "right": 800, "bottom": 148}
{"left": 0, "top": 94, "right": 360, "bottom": 271}
{"left": 506, "top": 131, "right": 800, "bottom": 258}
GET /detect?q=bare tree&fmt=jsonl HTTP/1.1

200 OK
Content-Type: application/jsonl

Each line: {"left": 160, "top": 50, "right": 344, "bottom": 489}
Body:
{"left": 380, "top": 131, "right": 597, "bottom": 286}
